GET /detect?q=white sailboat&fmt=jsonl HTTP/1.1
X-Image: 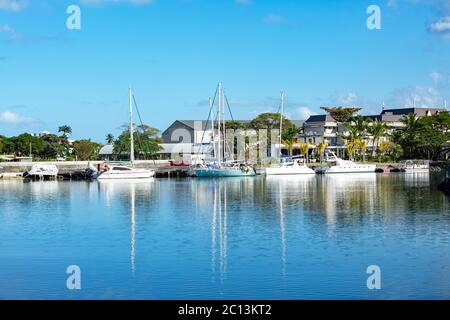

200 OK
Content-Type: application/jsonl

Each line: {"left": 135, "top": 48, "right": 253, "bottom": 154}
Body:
{"left": 97, "top": 88, "right": 155, "bottom": 180}
{"left": 315, "top": 152, "right": 376, "bottom": 174}
{"left": 264, "top": 92, "right": 315, "bottom": 176}
{"left": 192, "top": 83, "right": 255, "bottom": 178}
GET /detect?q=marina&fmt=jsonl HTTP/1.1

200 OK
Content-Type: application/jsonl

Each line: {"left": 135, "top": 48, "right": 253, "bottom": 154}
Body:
{"left": 0, "top": 173, "right": 448, "bottom": 299}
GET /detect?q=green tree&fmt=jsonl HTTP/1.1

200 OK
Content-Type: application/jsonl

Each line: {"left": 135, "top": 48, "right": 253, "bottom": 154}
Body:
{"left": 106, "top": 133, "right": 114, "bottom": 144}
{"left": 394, "top": 113, "right": 421, "bottom": 159}
{"left": 8, "top": 133, "right": 44, "bottom": 157}
{"left": 58, "top": 125, "right": 72, "bottom": 138}
{"left": 416, "top": 112, "right": 450, "bottom": 160}
{"left": 298, "top": 142, "right": 310, "bottom": 163}
{"left": 73, "top": 139, "right": 102, "bottom": 161}
{"left": 316, "top": 139, "right": 329, "bottom": 164}
{"left": 321, "top": 106, "right": 362, "bottom": 123}
{"left": 368, "top": 119, "right": 388, "bottom": 157}
{"left": 40, "top": 134, "right": 68, "bottom": 159}
{"left": 114, "top": 124, "right": 162, "bottom": 160}
{"left": 355, "top": 139, "right": 368, "bottom": 162}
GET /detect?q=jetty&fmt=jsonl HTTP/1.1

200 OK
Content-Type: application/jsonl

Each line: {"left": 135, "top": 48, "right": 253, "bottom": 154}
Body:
{"left": 0, "top": 160, "right": 190, "bottom": 180}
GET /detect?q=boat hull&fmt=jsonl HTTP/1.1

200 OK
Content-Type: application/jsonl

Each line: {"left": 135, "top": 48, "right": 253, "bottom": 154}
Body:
{"left": 316, "top": 165, "right": 376, "bottom": 174}
{"left": 193, "top": 168, "right": 256, "bottom": 177}
{"left": 265, "top": 166, "right": 315, "bottom": 175}
{"left": 97, "top": 170, "right": 155, "bottom": 180}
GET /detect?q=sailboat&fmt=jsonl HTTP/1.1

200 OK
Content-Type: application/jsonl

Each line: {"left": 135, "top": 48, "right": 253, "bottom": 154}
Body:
{"left": 192, "top": 83, "right": 255, "bottom": 178}
{"left": 264, "top": 92, "right": 315, "bottom": 176}
{"left": 97, "top": 88, "right": 155, "bottom": 180}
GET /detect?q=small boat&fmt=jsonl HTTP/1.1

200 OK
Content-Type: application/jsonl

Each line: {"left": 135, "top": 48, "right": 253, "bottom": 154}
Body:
{"left": 24, "top": 164, "right": 59, "bottom": 178}
{"left": 265, "top": 158, "right": 315, "bottom": 175}
{"left": 97, "top": 165, "right": 154, "bottom": 180}
{"left": 193, "top": 162, "right": 255, "bottom": 177}
{"left": 97, "top": 88, "right": 155, "bottom": 180}
{"left": 264, "top": 93, "right": 315, "bottom": 176}
{"left": 401, "top": 160, "right": 430, "bottom": 173}
{"left": 315, "top": 152, "right": 376, "bottom": 174}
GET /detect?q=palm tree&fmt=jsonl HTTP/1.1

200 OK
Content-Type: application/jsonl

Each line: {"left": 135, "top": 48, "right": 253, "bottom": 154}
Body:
{"left": 356, "top": 139, "right": 368, "bottom": 162}
{"left": 106, "top": 133, "right": 114, "bottom": 144}
{"left": 298, "top": 143, "right": 310, "bottom": 163}
{"left": 58, "top": 125, "right": 72, "bottom": 138}
{"left": 282, "top": 137, "right": 296, "bottom": 157}
{"left": 316, "top": 139, "right": 329, "bottom": 164}
{"left": 369, "top": 120, "right": 388, "bottom": 157}
{"left": 400, "top": 113, "right": 421, "bottom": 158}
{"left": 378, "top": 140, "right": 393, "bottom": 162}
{"left": 344, "top": 139, "right": 358, "bottom": 161}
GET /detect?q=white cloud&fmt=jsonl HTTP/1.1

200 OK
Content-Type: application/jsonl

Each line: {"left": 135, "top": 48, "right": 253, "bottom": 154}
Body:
{"left": 0, "top": 0, "right": 28, "bottom": 11}
{"left": 0, "top": 111, "right": 37, "bottom": 125}
{"left": 387, "top": 86, "right": 445, "bottom": 108}
{"left": 263, "top": 15, "right": 286, "bottom": 25}
{"left": 333, "top": 92, "right": 359, "bottom": 105}
{"left": 429, "top": 16, "right": 450, "bottom": 36}
{"left": 0, "top": 24, "right": 20, "bottom": 42}
{"left": 296, "top": 107, "right": 317, "bottom": 120}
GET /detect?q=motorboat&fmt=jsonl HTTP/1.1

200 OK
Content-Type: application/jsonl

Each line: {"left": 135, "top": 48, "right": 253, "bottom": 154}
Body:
{"left": 192, "top": 162, "right": 255, "bottom": 177}
{"left": 265, "top": 157, "right": 315, "bottom": 175}
{"left": 401, "top": 160, "right": 430, "bottom": 173}
{"left": 315, "top": 152, "right": 376, "bottom": 174}
{"left": 263, "top": 93, "right": 315, "bottom": 176}
{"left": 97, "top": 165, "right": 154, "bottom": 180}
{"left": 24, "top": 164, "right": 59, "bottom": 178}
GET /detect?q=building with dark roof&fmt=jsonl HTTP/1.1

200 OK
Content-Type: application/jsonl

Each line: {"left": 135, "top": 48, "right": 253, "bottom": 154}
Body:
{"left": 299, "top": 107, "right": 447, "bottom": 151}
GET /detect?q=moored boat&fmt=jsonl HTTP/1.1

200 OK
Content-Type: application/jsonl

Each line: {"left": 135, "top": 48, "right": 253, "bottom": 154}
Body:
{"left": 315, "top": 152, "right": 376, "bottom": 174}
{"left": 96, "top": 88, "right": 155, "bottom": 180}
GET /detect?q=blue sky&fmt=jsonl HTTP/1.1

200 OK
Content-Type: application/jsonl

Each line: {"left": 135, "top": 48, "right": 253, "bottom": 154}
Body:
{"left": 1, "top": 0, "right": 450, "bottom": 141}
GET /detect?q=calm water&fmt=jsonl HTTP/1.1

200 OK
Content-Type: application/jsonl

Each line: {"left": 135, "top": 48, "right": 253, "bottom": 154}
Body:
{"left": 0, "top": 173, "right": 449, "bottom": 299}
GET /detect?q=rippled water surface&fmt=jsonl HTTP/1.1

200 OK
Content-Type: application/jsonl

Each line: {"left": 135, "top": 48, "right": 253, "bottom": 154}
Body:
{"left": 0, "top": 173, "right": 449, "bottom": 299}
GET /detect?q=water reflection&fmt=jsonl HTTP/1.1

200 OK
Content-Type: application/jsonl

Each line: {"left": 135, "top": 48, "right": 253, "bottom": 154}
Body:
{"left": 2, "top": 173, "right": 447, "bottom": 299}
{"left": 97, "top": 179, "right": 156, "bottom": 274}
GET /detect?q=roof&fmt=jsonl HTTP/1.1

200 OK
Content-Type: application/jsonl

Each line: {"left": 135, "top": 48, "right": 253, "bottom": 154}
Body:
{"left": 381, "top": 107, "right": 445, "bottom": 116}
{"left": 305, "top": 115, "right": 335, "bottom": 123}
{"left": 158, "top": 143, "right": 214, "bottom": 154}
{"left": 99, "top": 144, "right": 113, "bottom": 155}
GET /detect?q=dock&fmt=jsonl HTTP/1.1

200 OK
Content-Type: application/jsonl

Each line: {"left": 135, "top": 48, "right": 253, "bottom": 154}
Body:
{"left": 0, "top": 161, "right": 191, "bottom": 180}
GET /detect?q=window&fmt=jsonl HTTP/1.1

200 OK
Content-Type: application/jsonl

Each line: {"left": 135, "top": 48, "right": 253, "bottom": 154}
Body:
{"left": 112, "top": 167, "right": 131, "bottom": 171}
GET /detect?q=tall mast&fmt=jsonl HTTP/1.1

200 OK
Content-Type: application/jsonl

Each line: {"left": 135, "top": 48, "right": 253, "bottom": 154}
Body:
{"left": 279, "top": 92, "right": 284, "bottom": 161}
{"left": 129, "top": 87, "right": 135, "bottom": 164}
{"left": 222, "top": 88, "right": 226, "bottom": 163}
{"left": 210, "top": 97, "right": 216, "bottom": 160}
{"left": 217, "top": 83, "right": 221, "bottom": 164}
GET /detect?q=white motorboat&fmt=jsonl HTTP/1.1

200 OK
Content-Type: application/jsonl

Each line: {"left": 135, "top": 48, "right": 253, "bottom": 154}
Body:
{"left": 25, "top": 164, "right": 59, "bottom": 178}
{"left": 97, "top": 165, "right": 154, "bottom": 180}
{"left": 402, "top": 160, "right": 430, "bottom": 173}
{"left": 265, "top": 158, "right": 315, "bottom": 175}
{"left": 315, "top": 152, "right": 376, "bottom": 174}
{"left": 97, "top": 88, "right": 155, "bottom": 180}
{"left": 264, "top": 93, "right": 315, "bottom": 176}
